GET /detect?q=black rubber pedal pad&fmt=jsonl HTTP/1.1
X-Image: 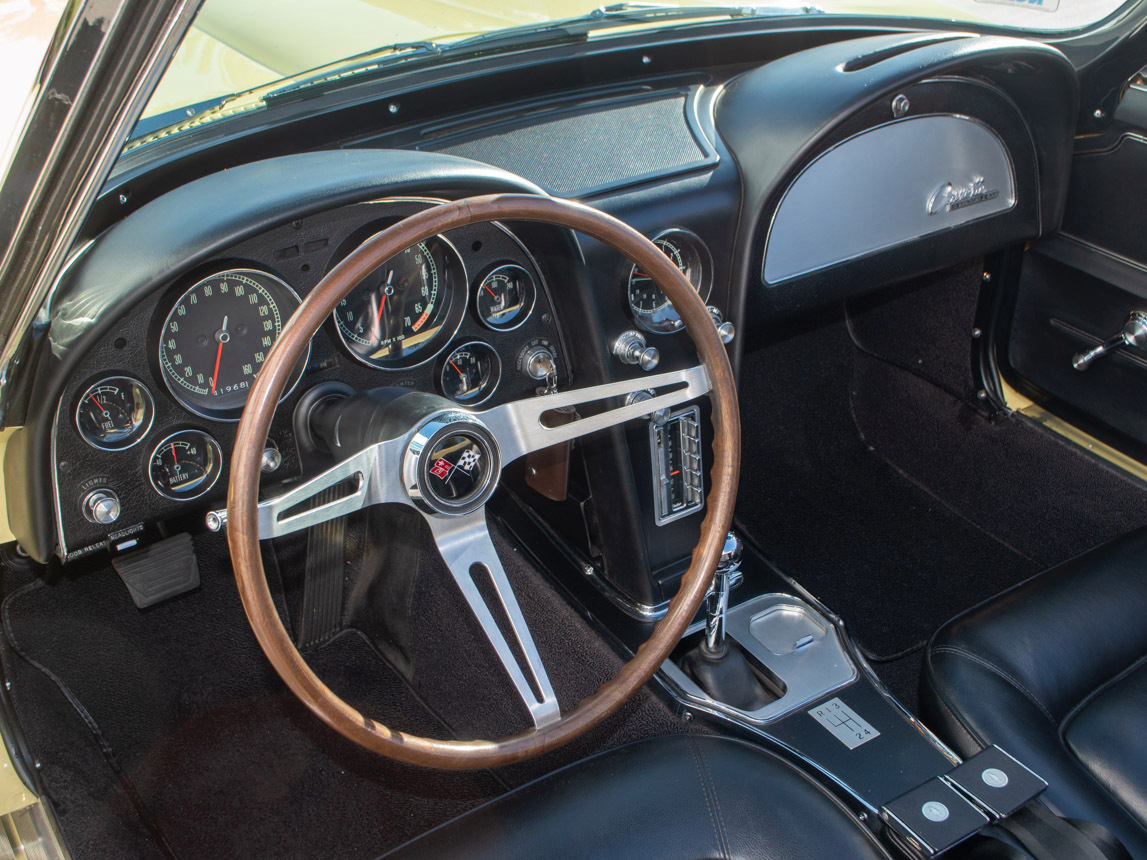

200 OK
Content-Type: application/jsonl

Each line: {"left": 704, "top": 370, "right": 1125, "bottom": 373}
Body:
{"left": 112, "top": 533, "right": 201, "bottom": 609}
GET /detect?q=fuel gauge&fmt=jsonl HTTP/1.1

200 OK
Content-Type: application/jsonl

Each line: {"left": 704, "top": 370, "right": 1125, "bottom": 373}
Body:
{"left": 75, "top": 377, "right": 155, "bottom": 450}
{"left": 439, "top": 342, "right": 501, "bottom": 406}
{"left": 476, "top": 264, "right": 535, "bottom": 331}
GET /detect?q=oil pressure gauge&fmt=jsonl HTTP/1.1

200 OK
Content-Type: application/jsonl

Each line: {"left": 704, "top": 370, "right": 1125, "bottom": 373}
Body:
{"left": 439, "top": 342, "right": 501, "bottom": 406}
{"left": 75, "top": 377, "right": 155, "bottom": 450}
{"left": 148, "top": 430, "right": 223, "bottom": 501}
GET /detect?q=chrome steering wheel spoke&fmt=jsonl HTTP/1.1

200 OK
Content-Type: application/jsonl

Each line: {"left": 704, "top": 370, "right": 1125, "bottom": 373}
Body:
{"left": 481, "top": 364, "right": 709, "bottom": 464}
{"left": 254, "top": 437, "right": 406, "bottom": 539}
{"left": 424, "top": 507, "right": 561, "bottom": 730}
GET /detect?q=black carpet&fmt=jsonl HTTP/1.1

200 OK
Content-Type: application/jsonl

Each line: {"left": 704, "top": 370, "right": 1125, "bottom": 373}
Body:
{"left": 734, "top": 318, "right": 1039, "bottom": 659}
{"left": 1, "top": 522, "right": 691, "bottom": 859}
{"left": 736, "top": 275, "right": 1147, "bottom": 670}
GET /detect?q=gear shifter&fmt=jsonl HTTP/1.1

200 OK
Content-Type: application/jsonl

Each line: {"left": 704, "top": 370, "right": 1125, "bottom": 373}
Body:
{"left": 680, "top": 532, "right": 773, "bottom": 711}
{"left": 702, "top": 533, "right": 743, "bottom": 656}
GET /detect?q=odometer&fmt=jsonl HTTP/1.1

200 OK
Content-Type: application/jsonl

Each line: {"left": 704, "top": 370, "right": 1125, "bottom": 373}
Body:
{"left": 158, "top": 269, "right": 306, "bottom": 420}
{"left": 333, "top": 236, "right": 465, "bottom": 369}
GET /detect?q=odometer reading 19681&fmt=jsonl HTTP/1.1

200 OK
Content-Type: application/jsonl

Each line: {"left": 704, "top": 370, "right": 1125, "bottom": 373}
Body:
{"left": 158, "top": 269, "right": 305, "bottom": 420}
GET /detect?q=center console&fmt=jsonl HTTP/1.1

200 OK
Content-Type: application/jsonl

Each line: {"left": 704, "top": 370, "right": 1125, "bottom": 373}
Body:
{"left": 655, "top": 532, "right": 1048, "bottom": 858}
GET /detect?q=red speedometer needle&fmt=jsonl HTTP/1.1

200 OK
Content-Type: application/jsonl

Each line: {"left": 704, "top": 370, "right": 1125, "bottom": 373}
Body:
{"left": 210, "top": 341, "right": 223, "bottom": 394}
{"left": 210, "top": 314, "right": 229, "bottom": 394}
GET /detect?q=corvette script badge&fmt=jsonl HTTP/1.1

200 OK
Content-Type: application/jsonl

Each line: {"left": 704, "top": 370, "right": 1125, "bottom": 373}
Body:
{"left": 927, "top": 175, "right": 1000, "bottom": 215}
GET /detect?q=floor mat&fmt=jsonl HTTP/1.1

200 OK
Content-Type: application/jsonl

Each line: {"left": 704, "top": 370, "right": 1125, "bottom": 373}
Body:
{"left": 0, "top": 526, "right": 690, "bottom": 859}
{"left": 733, "top": 320, "right": 1041, "bottom": 658}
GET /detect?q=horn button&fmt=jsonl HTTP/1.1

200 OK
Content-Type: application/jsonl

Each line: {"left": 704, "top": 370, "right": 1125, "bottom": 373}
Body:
{"left": 404, "top": 411, "right": 501, "bottom": 515}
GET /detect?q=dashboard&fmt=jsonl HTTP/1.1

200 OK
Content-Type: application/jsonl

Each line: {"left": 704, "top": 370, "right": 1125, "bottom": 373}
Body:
{"left": 4, "top": 30, "right": 1080, "bottom": 609}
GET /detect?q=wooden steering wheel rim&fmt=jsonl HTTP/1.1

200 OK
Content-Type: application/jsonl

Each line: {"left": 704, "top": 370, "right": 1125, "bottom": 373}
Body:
{"left": 227, "top": 194, "right": 740, "bottom": 770}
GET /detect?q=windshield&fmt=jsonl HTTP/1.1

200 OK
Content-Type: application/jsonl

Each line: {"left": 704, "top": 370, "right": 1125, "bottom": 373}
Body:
{"left": 136, "top": 0, "right": 1131, "bottom": 140}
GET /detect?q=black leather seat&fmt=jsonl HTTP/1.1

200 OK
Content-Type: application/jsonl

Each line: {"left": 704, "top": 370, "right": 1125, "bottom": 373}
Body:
{"left": 383, "top": 735, "right": 891, "bottom": 859}
{"left": 922, "top": 527, "right": 1147, "bottom": 858}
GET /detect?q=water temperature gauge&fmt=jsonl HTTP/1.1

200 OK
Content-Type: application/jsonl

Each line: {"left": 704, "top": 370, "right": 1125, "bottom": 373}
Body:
{"left": 148, "top": 430, "right": 223, "bottom": 501}
{"left": 75, "top": 377, "right": 155, "bottom": 450}
{"left": 439, "top": 342, "right": 501, "bottom": 406}
{"left": 476, "top": 264, "right": 535, "bottom": 331}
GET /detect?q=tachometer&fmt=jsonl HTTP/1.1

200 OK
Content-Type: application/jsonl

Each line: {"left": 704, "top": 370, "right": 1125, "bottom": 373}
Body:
{"left": 157, "top": 269, "right": 307, "bottom": 420}
{"left": 333, "top": 237, "right": 466, "bottom": 369}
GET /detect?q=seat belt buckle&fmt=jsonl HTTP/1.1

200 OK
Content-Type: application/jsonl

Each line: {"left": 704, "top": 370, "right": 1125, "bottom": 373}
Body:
{"left": 943, "top": 745, "right": 1048, "bottom": 819}
{"left": 881, "top": 777, "right": 989, "bottom": 857}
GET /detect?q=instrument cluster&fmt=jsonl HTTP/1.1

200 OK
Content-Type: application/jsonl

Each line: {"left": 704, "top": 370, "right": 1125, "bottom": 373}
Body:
{"left": 55, "top": 199, "right": 565, "bottom": 559}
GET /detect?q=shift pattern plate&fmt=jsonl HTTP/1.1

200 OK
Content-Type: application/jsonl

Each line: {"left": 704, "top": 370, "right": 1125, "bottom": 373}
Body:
{"left": 808, "top": 697, "right": 881, "bottom": 749}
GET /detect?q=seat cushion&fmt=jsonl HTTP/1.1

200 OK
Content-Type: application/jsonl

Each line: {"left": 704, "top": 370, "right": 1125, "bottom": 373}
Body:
{"left": 922, "top": 527, "right": 1147, "bottom": 858}
{"left": 382, "top": 735, "right": 890, "bottom": 860}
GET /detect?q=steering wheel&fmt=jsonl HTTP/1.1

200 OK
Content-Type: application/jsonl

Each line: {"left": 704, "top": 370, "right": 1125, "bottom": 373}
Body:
{"left": 227, "top": 194, "right": 740, "bottom": 770}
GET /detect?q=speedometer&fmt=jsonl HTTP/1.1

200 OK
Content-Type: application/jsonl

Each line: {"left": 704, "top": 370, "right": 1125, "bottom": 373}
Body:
{"left": 157, "top": 269, "right": 307, "bottom": 420}
{"left": 332, "top": 236, "right": 466, "bottom": 369}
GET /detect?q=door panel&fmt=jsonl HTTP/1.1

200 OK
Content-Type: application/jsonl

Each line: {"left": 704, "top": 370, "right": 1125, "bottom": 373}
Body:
{"left": 1002, "top": 75, "right": 1147, "bottom": 455}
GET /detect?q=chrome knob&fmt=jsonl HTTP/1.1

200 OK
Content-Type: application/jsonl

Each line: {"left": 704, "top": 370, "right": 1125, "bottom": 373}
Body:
{"left": 614, "top": 329, "right": 659, "bottom": 371}
{"left": 205, "top": 509, "right": 227, "bottom": 532}
{"left": 82, "top": 489, "right": 121, "bottom": 525}
{"left": 261, "top": 446, "right": 282, "bottom": 473}
{"left": 624, "top": 389, "right": 670, "bottom": 425}
{"left": 707, "top": 306, "right": 736, "bottom": 345}
{"left": 1073, "top": 311, "right": 1147, "bottom": 371}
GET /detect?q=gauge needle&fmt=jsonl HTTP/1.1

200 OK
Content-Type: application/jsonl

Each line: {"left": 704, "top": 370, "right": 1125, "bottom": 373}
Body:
{"left": 449, "top": 360, "right": 465, "bottom": 377}
{"left": 373, "top": 270, "right": 394, "bottom": 342}
{"left": 211, "top": 314, "right": 229, "bottom": 394}
{"left": 89, "top": 392, "right": 105, "bottom": 413}
{"left": 483, "top": 282, "right": 497, "bottom": 298}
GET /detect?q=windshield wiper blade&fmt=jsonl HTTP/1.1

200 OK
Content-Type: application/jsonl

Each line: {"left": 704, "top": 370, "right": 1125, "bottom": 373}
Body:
{"left": 264, "top": 40, "right": 449, "bottom": 101}
{"left": 265, "top": 3, "right": 822, "bottom": 102}
{"left": 444, "top": 3, "right": 824, "bottom": 53}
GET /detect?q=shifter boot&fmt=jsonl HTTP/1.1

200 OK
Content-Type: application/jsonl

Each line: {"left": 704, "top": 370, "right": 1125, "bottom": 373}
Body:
{"left": 680, "top": 643, "right": 774, "bottom": 711}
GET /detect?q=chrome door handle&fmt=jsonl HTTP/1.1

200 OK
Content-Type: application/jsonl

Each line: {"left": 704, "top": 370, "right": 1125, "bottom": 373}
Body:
{"left": 1072, "top": 311, "right": 1147, "bottom": 371}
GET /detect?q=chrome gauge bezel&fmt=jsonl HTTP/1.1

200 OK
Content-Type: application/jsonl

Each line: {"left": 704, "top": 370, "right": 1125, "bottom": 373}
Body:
{"left": 627, "top": 228, "right": 713, "bottom": 335}
{"left": 156, "top": 268, "right": 310, "bottom": 422}
{"left": 438, "top": 340, "right": 502, "bottom": 407}
{"left": 146, "top": 429, "right": 224, "bottom": 501}
{"left": 475, "top": 263, "right": 536, "bottom": 332}
{"left": 332, "top": 234, "right": 469, "bottom": 371}
{"left": 74, "top": 375, "right": 156, "bottom": 451}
